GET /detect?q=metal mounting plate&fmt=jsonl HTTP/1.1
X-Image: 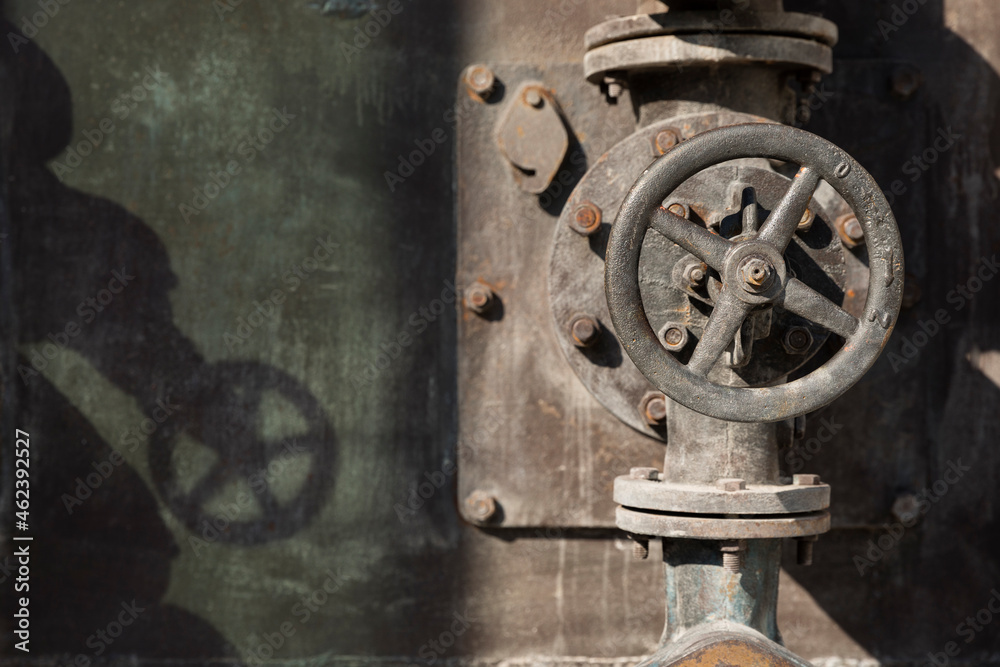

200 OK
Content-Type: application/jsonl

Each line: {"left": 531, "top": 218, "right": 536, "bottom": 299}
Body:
{"left": 456, "top": 64, "right": 654, "bottom": 529}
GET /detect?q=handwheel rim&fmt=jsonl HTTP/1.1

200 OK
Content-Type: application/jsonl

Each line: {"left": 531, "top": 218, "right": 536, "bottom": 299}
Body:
{"left": 605, "top": 123, "right": 904, "bottom": 423}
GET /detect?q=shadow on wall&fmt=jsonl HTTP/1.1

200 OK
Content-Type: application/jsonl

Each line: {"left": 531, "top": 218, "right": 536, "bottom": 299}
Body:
{"left": 781, "top": 0, "right": 1000, "bottom": 662}
{"left": 1, "top": 22, "right": 338, "bottom": 660}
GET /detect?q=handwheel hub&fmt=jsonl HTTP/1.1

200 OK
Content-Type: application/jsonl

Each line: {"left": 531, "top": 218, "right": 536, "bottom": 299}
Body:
{"left": 723, "top": 241, "right": 787, "bottom": 304}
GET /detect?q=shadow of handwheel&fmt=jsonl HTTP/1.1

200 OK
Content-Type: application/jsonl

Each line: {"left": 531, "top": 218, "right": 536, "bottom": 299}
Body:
{"left": 148, "top": 361, "right": 336, "bottom": 545}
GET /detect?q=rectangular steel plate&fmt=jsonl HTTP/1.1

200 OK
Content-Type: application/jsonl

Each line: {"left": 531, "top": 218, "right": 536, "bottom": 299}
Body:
{"left": 455, "top": 64, "right": 664, "bottom": 528}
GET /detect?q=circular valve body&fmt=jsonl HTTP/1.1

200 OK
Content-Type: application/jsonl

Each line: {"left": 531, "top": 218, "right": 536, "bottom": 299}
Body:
{"left": 605, "top": 123, "right": 904, "bottom": 423}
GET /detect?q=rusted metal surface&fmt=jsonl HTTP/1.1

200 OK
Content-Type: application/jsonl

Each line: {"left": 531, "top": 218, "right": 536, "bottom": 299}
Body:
{"left": 457, "top": 62, "right": 650, "bottom": 528}
{"left": 1, "top": 0, "right": 994, "bottom": 664}
{"left": 550, "top": 111, "right": 857, "bottom": 438}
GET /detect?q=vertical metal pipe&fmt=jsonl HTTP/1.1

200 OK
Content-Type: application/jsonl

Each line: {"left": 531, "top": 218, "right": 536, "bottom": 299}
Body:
{"left": 658, "top": 401, "right": 782, "bottom": 644}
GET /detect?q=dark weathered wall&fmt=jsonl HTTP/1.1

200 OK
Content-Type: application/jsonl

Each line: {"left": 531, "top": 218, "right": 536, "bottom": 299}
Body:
{"left": 0, "top": 0, "right": 999, "bottom": 665}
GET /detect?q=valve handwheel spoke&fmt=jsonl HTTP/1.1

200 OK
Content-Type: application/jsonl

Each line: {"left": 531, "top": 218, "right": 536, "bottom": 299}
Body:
{"left": 780, "top": 278, "right": 859, "bottom": 338}
{"left": 688, "top": 290, "right": 753, "bottom": 377}
{"left": 650, "top": 206, "right": 732, "bottom": 271}
{"left": 757, "top": 167, "right": 821, "bottom": 251}
{"left": 605, "top": 123, "right": 904, "bottom": 422}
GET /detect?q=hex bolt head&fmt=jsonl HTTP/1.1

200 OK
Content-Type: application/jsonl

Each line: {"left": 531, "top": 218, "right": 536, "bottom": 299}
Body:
{"left": 639, "top": 391, "right": 668, "bottom": 426}
{"left": 716, "top": 478, "right": 747, "bottom": 492}
{"left": 678, "top": 258, "right": 707, "bottom": 290}
{"left": 570, "top": 201, "right": 602, "bottom": 236}
{"left": 738, "top": 257, "right": 775, "bottom": 292}
{"left": 570, "top": 314, "right": 601, "bottom": 348}
{"left": 837, "top": 214, "right": 865, "bottom": 246}
{"left": 629, "top": 467, "right": 661, "bottom": 481}
{"left": 525, "top": 88, "right": 544, "bottom": 108}
{"left": 464, "top": 64, "right": 496, "bottom": 98}
{"left": 783, "top": 326, "right": 813, "bottom": 355}
{"left": 659, "top": 323, "right": 688, "bottom": 352}
{"left": 796, "top": 535, "right": 818, "bottom": 566}
{"left": 632, "top": 538, "right": 650, "bottom": 560}
{"left": 465, "top": 281, "right": 495, "bottom": 315}
{"left": 655, "top": 128, "right": 680, "bottom": 155}
{"left": 793, "top": 474, "right": 822, "bottom": 486}
{"left": 465, "top": 490, "right": 498, "bottom": 523}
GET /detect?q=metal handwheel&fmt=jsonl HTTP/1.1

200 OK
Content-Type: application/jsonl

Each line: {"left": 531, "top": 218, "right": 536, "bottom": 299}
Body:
{"left": 605, "top": 123, "right": 904, "bottom": 423}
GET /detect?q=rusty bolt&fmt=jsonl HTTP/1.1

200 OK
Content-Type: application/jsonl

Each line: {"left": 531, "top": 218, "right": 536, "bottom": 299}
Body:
{"left": 465, "top": 281, "right": 495, "bottom": 315}
{"left": 798, "top": 209, "right": 815, "bottom": 232}
{"left": 464, "top": 65, "right": 496, "bottom": 98}
{"left": 465, "top": 490, "right": 498, "bottom": 523}
{"left": 793, "top": 474, "right": 821, "bottom": 486}
{"left": 667, "top": 202, "right": 689, "bottom": 219}
{"left": 721, "top": 540, "right": 744, "bottom": 573}
{"left": 892, "top": 493, "right": 921, "bottom": 525}
{"left": 633, "top": 538, "right": 650, "bottom": 560}
{"left": 783, "top": 326, "right": 813, "bottom": 355}
{"left": 837, "top": 214, "right": 865, "bottom": 246}
{"left": 738, "top": 257, "right": 775, "bottom": 292}
{"left": 570, "top": 201, "right": 602, "bottom": 236}
{"left": 639, "top": 391, "right": 668, "bottom": 427}
{"left": 659, "top": 324, "right": 688, "bottom": 352}
{"left": 630, "top": 467, "right": 661, "bottom": 481}
{"left": 525, "top": 88, "right": 544, "bottom": 108}
{"left": 655, "top": 128, "right": 680, "bottom": 155}
{"left": 570, "top": 314, "right": 601, "bottom": 348}
{"left": 683, "top": 262, "right": 707, "bottom": 287}
{"left": 716, "top": 478, "right": 747, "bottom": 492}
{"left": 796, "top": 535, "right": 818, "bottom": 566}
{"left": 890, "top": 65, "right": 921, "bottom": 100}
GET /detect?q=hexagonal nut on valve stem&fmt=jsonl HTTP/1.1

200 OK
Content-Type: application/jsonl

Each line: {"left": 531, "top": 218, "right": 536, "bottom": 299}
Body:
{"left": 639, "top": 391, "right": 668, "bottom": 427}
{"left": 465, "top": 490, "right": 499, "bottom": 524}
{"left": 465, "top": 281, "right": 495, "bottom": 315}
{"left": 569, "top": 314, "right": 601, "bottom": 348}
